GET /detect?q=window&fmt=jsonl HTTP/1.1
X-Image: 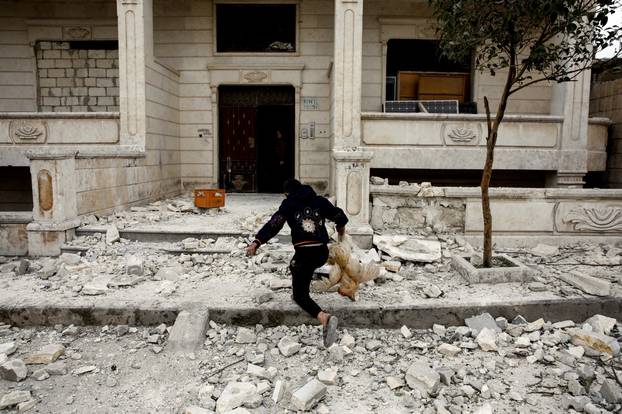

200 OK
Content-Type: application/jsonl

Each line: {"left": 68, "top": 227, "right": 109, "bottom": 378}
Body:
{"left": 386, "top": 39, "right": 475, "bottom": 113}
{"left": 216, "top": 4, "right": 296, "bottom": 53}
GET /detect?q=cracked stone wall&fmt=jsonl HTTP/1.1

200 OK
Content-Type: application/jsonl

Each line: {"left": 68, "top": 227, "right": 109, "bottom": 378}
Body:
{"left": 371, "top": 193, "right": 466, "bottom": 234}
{"left": 36, "top": 41, "right": 119, "bottom": 112}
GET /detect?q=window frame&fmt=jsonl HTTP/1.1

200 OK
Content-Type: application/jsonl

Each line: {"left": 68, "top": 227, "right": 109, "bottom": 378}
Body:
{"left": 213, "top": 0, "right": 301, "bottom": 57}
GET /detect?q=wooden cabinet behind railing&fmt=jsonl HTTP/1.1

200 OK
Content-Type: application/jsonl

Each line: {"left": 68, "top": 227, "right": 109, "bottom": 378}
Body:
{"left": 397, "top": 71, "right": 470, "bottom": 102}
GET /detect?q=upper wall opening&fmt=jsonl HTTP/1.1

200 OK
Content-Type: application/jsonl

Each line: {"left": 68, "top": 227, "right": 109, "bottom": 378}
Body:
{"left": 216, "top": 3, "right": 297, "bottom": 53}
{"left": 386, "top": 39, "right": 475, "bottom": 113}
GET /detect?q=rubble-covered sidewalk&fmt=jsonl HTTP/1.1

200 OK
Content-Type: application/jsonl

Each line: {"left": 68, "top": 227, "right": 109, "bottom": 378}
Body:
{"left": 1, "top": 313, "right": 622, "bottom": 413}
{"left": 0, "top": 195, "right": 621, "bottom": 326}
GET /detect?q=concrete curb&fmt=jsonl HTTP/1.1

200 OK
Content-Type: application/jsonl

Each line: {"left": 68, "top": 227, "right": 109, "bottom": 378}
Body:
{"left": 1, "top": 297, "right": 621, "bottom": 329}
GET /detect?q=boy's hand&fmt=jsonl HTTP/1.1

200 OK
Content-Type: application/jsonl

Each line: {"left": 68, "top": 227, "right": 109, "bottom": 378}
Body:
{"left": 337, "top": 226, "right": 346, "bottom": 242}
{"left": 246, "top": 241, "right": 259, "bottom": 257}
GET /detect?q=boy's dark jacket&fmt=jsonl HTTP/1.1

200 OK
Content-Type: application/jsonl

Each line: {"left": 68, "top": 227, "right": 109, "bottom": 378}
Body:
{"left": 255, "top": 185, "right": 348, "bottom": 247}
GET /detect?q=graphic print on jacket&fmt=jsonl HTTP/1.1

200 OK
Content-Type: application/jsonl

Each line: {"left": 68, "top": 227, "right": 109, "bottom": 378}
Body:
{"left": 255, "top": 185, "right": 348, "bottom": 247}
{"left": 297, "top": 207, "right": 323, "bottom": 235}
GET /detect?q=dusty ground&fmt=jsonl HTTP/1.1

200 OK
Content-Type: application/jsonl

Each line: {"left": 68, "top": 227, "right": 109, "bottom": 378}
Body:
{"left": 0, "top": 194, "right": 621, "bottom": 320}
{"left": 1, "top": 314, "right": 621, "bottom": 414}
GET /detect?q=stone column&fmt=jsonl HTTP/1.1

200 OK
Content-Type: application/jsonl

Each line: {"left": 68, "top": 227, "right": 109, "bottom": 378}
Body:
{"left": 331, "top": 0, "right": 373, "bottom": 248}
{"left": 117, "top": 0, "right": 153, "bottom": 149}
{"left": 26, "top": 151, "right": 81, "bottom": 256}
{"left": 551, "top": 69, "right": 591, "bottom": 187}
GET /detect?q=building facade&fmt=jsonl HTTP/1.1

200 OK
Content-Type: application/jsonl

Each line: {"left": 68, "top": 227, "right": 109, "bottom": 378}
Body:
{"left": 0, "top": 0, "right": 612, "bottom": 255}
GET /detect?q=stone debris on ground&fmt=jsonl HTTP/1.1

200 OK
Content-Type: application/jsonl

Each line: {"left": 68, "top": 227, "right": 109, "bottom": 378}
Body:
{"left": 0, "top": 313, "right": 619, "bottom": 412}
{"left": 0, "top": 193, "right": 620, "bottom": 314}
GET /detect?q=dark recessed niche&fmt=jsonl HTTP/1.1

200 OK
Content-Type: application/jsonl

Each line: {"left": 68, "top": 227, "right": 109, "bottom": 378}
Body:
{"left": 216, "top": 4, "right": 296, "bottom": 53}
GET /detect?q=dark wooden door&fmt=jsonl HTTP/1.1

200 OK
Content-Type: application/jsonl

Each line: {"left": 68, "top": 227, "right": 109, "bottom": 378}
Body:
{"left": 219, "top": 107, "right": 257, "bottom": 192}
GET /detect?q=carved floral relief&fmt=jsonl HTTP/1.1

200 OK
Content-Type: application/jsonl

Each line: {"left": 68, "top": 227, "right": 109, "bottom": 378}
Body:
{"left": 9, "top": 120, "right": 47, "bottom": 144}
{"left": 563, "top": 207, "right": 622, "bottom": 232}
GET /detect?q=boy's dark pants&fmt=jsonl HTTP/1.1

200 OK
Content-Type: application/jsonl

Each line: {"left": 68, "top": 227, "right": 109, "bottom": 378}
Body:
{"left": 289, "top": 244, "right": 329, "bottom": 318}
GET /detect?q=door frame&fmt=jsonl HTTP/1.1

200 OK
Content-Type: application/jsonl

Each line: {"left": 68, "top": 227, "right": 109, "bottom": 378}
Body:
{"left": 208, "top": 64, "right": 304, "bottom": 190}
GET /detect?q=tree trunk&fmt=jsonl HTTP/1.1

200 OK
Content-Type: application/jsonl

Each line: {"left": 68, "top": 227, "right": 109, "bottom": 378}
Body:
{"left": 481, "top": 67, "right": 515, "bottom": 267}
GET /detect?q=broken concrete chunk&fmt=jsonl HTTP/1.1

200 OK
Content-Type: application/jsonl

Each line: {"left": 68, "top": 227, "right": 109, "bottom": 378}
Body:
{"left": 23, "top": 344, "right": 65, "bottom": 364}
{"left": 318, "top": 368, "right": 338, "bottom": 385}
{"left": 465, "top": 313, "right": 501, "bottom": 336}
{"left": 247, "top": 363, "right": 271, "bottom": 380}
{"left": 106, "top": 225, "right": 120, "bottom": 244}
{"left": 291, "top": 379, "right": 327, "bottom": 411}
{"left": 278, "top": 336, "right": 301, "bottom": 357}
{"left": 82, "top": 276, "right": 111, "bottom": 295}
{"left": 383, "top": 261, "right": 402, "bottom": 273}
{"left": 340, "top": 333, "right": 355, "bottom": 348}
{"left": 558, "top": 271, "right": 611, "bottom": 296}
{"left": 584, "top": 314, "right": 616, "bottom": 335}
{"left": 373, "top": 235, "right": 442, "bottom": 263}
{"left": 73, "top": 365, "right": 97, "bottom": 375}
{"left": 251, "top": 288, "right": 274, "bottom": 304}
{"left": 475, "top": 328, "right": 498, "bottom": 352}
{"left": 473, "top": 403, "right": 493, "bottom": 414}
{"left": 400, "top": 326, "right": 412, "bottom": 339}
{"left": 422, "top": 284, "right": 443, "bottom": 298}
{"left": 531, "top": 244, "right": 559, "bottom": 257}
{"left": 235, "top": 327, "right": 256, "bottom": 344}
{"left": 405, "top": 362, "right": 440, "bottom": 397}
{"left": 0, "top": 342, "right": 17, "bottom": 356}
{"left": 46, "top": 361, "right": 68, "bottom": 375}
{"left": 216, "top": 382, "right": 259, "bottom": 414}
{"left": 523, "top": 318, "right": 545, "bottom": 333}
{"left": 0, "top": 390, "right": 31, "bottom": 410}
{"left": 269, "top": 278, "right": 291, "bottom": 290}
{"left": 438, "top": 343, "right": 461, "bottom": 357}
{"left": 59, "top": 253, "right": 81, "bottom": 266}
{"left": 386, "top": 376, "right": 405, "bottom": 390}
{"left": 32, "top": 368, "right": 50, "bottom": 381}
{"left": 569, "top": 328, "right": 620, "bottom": 356}
{"left": 155, "top": 266, "right": 181, "bottom": 282}
{"left": 272, "top": 380, "right": 285, "bottom": 404}
{"left": 168, "top": 309, "right": 210, "bottom": 353}
{"left": 182, "top": 406, "right": 213, "bottom": 414}
{"left": 126, "top": 255, "right": 144, "bottom": 276}
{"left": 600, "top": 378, "right": 622, "bottom": 404}
{"left": 0, "top": 359, "right": 28, "bottom": 382}
{"left": 17, "top": 399, "right": 37, "bottom": 412}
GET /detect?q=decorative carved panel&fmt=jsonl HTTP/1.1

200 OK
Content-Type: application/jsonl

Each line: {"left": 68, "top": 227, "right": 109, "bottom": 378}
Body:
{"left": 37, "top": 170, "right": 54, "bottom": 213}
{"left": 441, "top": 122, "right": 481, "bottom": 145}
{"left": 555, "top": 202, "right": 622, "bottom": 233}
{"left": 242, "top": 71, "right": 268, "bottom": 83}
{"left": 9, "top": 120, "right": 47, "bottom": 144}
{"left": 346, "top": 171, "right": 362, "bottom": 216}
{"left": 63, "top": 26, "right": 92, "bottom": 40}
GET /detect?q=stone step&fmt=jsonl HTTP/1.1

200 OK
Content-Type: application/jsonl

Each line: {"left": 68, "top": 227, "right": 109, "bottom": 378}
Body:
{"left": 75, "top": 226, "right": 292, "bottom": 244}
{"left": 1, "top": 295, "right": 621, "bottom": 330}
{"left": 60, "top": 244, "right": 232, "bottom": 256}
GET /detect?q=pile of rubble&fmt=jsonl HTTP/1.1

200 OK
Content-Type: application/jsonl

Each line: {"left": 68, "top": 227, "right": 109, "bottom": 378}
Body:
{"left": 1, "top": 312, "right": 621, "bottom": 413}
{"left": 370, "top": 177, "right": 444, "bottom": 198}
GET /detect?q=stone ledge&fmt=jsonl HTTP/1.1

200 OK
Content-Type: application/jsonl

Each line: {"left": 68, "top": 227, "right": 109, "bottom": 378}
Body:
{"left": 27, "top": 218, "right": 81, "bottom": 232}
{"left": 0, "top": 112, "right": 120, "bottom": 119}
{"left": 371, "top": 185, "right": 622, "bottom": 200}
{"left": 361, "top": 112, "right": 565, "bottom": 123}
{"left": 1, "top": 297, "right": 622, "bottom": 329}
{"left": 0, "top": 212, "right": 33, "bottom": 224}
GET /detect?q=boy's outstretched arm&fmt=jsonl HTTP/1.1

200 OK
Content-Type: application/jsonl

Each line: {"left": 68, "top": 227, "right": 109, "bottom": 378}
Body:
{"left": 246, "top": 202, "right": 289, "bottom": 256}
{"left": 321, "top": 198, "right": 348, "bottom": 237}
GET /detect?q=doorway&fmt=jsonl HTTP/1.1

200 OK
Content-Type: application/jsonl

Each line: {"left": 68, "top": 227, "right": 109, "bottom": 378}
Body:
{"left": 218, "top": 85, "right": 295, "bottom": 193}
